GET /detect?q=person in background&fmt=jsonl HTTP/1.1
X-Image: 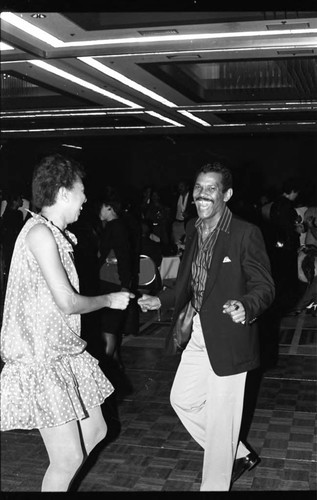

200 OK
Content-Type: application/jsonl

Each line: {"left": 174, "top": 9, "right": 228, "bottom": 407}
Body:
{"left": 18, "top": 193, "right": 31, "bottom": 221}
{"left": 171, "top": 179, "right": 195, "bottom": 249}
{"left": 269, "top": 177, "right": 300, "bottom": 311}
{"left": 144, "top": 188, "right": 172, "bottom": 255}
{"left": 140, "top": 185, "right": 153, "bottom": 220}
{"left": 138, "top": 159, "right": 275, "bottom": 491}
{"left": 1, "top": 191, "right": 24, "bottom": 280}
{"left": 292, "top": 204, "right": 317, "bottom": 315}
{"left": 97, "top": 192, "right": 134, "bottom": 369}
{"left": 303, "top": 205, "right": 317, "bottom": 247}
{"left": 0, "top": 153, "right": 133, "bottom": 492}
{"left": 121, "top": 198, "right": 142, "bottom": 337}
{"left": 294, "top": 196, "right": 308, "bottom": 247}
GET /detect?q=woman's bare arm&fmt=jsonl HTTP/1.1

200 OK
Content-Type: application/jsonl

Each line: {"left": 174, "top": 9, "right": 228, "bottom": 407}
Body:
{"left": 26, "top": 224, "right": 131, "bottom": 315}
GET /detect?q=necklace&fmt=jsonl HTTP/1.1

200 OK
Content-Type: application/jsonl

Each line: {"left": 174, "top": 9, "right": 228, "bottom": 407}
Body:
{"left": 40, "top": 214, "right": 74, "bottom": 248}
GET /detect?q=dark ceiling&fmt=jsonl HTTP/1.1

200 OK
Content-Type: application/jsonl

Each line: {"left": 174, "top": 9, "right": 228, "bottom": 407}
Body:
{"left": 1, "top": 10, "right": 317, "bottom": 138}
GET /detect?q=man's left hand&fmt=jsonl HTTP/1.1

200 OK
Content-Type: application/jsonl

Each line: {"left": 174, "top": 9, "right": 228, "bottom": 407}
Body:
{"left": 222, "top": 300, "right": 246, "bottom": 324}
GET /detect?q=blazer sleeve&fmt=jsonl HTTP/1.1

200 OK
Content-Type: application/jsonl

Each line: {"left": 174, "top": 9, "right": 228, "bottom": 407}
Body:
{"left": 239, "top": 224, "right": 275, "bottom": 323}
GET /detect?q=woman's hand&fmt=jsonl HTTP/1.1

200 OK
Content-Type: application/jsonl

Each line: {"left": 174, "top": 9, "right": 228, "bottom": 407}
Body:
{"left": 107, "top": 291, "right": 134, "bottom": 310}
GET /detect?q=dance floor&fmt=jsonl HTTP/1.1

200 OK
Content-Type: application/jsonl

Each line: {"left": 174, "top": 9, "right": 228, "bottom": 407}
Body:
{"left": 1, "top": 299, "right": 316, "bottom": 492}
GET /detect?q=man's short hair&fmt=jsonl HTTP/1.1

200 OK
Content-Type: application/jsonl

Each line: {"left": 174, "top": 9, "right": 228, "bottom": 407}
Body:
{"left": 195, "top": 159, "right": 233, "bottom": 193}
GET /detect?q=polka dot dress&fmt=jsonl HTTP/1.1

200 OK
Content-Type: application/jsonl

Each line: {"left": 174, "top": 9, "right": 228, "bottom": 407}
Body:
{"left": 0, "top": 213, "right": 114, "bottom": 431}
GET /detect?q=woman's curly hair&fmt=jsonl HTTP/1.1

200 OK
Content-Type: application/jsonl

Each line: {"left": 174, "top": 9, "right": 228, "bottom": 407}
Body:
{"left": 32, "top": 153, "right": 85, "bottom": 209}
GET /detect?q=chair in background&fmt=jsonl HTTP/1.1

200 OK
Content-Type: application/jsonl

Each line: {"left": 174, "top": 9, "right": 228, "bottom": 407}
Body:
{"left": 138, "top": 254, "right": 162, "bottom": 293}
{"left": 138, "top": 254, "right": 162, "bottom": 320}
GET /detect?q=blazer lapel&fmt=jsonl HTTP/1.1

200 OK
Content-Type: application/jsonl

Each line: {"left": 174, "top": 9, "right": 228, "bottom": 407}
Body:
{"left": 202, "top": 229, "right": 230, "bottom": 304}
{"left": 175, "top": 224, "right": 197, "bottom": 300}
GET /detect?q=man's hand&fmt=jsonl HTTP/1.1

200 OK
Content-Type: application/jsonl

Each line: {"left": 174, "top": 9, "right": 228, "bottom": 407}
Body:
{"left": 138, "top": 294, "right": 161, "bottom": 312}
{"left": 222, "top": 300, "right": 246, "bottom": 324}
{"left": 108, "top": 291, "right": 134, "bottom": 310}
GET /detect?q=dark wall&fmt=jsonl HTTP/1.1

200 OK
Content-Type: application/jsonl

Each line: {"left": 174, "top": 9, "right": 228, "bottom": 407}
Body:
{"left": 1, "top": 132, "right": 316, "bottom": 205}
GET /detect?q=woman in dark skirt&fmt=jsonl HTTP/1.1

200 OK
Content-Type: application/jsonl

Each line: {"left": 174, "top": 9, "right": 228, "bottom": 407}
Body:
{"left": 97, "top": 192, "right": 134, "bottom": 369}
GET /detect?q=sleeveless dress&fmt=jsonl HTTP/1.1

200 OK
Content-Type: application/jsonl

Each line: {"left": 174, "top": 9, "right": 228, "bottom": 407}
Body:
{"left": 0, "top": 213, "right": 114, "bottom": 431}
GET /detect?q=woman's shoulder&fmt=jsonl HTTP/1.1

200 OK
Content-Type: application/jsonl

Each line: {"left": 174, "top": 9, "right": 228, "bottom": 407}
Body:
{"left": 25, "top": 217, "right": 54, "bottom": 246}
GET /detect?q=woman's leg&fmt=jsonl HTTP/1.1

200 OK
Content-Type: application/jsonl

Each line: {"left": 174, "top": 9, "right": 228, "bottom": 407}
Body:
{"left": 102, "top": 331, "right": 124, "bottom": 369}
{"left": 102, "top": 331, "right": 117, "bottom": 357}
{"left": 79, "top": 405, "right": 108, "bottom": 455}
{"left": 39, "top": 420, "right": 84, "bottom": 492}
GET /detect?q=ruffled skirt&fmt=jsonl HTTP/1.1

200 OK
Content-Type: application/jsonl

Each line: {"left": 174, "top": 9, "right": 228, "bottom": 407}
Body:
{"left": 0, "top": 351, "right": 114, "bottom": 431}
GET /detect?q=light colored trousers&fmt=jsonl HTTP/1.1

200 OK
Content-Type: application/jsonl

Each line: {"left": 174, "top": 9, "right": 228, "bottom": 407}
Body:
{"left": 170, "top": 313, "right": 249, "bottom": 491}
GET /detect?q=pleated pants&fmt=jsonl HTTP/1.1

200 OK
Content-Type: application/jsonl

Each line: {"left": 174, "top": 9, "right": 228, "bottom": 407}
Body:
{"left": 170, "top": 313, "right": 249, "bottom": 491}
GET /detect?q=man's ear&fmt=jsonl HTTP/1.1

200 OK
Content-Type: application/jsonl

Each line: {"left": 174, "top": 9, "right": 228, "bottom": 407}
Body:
{"left": 224, "top": 188, "right": 233, "bottom": 202}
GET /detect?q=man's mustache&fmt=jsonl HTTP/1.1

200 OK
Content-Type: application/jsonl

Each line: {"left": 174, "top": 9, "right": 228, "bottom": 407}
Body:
{"left": 194, "top": 197, "right": 213, "bottom": 202}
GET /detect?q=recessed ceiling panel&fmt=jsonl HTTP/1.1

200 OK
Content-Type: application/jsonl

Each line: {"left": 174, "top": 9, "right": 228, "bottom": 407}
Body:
{"left": 1, "top": 70, "right": 96, "bottom": 110}
{"left": 63, "top": 12, "right": 291, "bottom": 31}
{"left": 140, "top": 57, "right": 317, "bottom": 103}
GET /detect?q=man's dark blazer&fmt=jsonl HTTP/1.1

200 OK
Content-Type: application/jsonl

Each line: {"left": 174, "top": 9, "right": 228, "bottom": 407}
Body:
{"left": 159, "top": 214, "right": 275, "bottom": 377}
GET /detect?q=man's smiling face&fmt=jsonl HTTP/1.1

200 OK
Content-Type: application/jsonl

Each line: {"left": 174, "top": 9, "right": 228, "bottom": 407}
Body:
{"left": 193, "top": 171, "right": 232, "bottom": 223}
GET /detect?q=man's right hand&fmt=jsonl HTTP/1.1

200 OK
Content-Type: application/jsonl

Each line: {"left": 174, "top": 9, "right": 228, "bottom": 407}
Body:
{"left": 138, "top": 294, "right": 161, "bottom": 312}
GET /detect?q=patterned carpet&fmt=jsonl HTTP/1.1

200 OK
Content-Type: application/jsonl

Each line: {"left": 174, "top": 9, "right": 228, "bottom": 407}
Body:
{"left": 1, "top": 308, "right": 316, "bottom": 492}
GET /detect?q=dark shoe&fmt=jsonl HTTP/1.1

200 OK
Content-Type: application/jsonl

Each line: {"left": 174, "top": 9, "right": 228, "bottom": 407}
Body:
{"left": 231, "top": 451, "right": 260, "bottom": 483}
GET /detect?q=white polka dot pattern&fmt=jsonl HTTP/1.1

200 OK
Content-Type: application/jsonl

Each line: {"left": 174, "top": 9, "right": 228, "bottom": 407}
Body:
{"left": 0, "top": 213, "right": 114, "bottom": 431}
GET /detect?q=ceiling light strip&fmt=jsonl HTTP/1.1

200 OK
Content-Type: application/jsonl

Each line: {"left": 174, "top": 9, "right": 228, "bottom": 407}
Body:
{"left": 93, "top": 43, "right": 317, "bottom": 58}
{"left": 78, "top": 57, "right": 177, "bottom": 108}
{"left": 0, "top": 107, "right": 140, "bottom": 114}
{"left": 0, "top": 12, "right": 64, "bottom": 47}
{"left": 2, "top": 125, "right": 178, "bottom": 133}
{"left": 0, "top": 42, "right": 15, "bottom": 50}
{"left": 0, "top": 111, "right": 146, "bottom": 119}
{"left": 2, "top": 12, "right": 316, "bottom": 50}
{"left": 146, "top": 111, "right": 184, "bottom": 127}
{"left": 62, "top": 29, "right": 317, "bottom": 47}
{"left": 29, "top": 59, "right": 142, "bottom": 109}
{"left": 178, "top": 110, "right": 210, "bottom": 127}
{"left": 61, "top": 144, "right": 82, "bottom": 149}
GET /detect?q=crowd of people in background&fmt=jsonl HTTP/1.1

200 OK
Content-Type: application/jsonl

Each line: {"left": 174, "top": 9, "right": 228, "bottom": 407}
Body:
{"left": 1, "top": 167, "right": 317, "bottom": 321}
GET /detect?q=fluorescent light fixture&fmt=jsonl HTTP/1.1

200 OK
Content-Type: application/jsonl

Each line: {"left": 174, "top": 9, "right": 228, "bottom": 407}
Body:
{"left": 0, "top": 42, "right": 15, "bottom": 50}
{"left": 1, "top": 110, "right": 145, "bottom": 118}
{"left": 0, "top": 12, "right": 64, "bottom": 47}
{"left": 94, "top": 43, "right": 317, "bottom": 58}
{"left": 2, "top": 12, "right": 316, "bottom": 50}
{"left": 1, "top": 60, "right": 33, "bottom": 64}
{"left": 146, "top": 111, "right": 184, "bottom": 127}
{"left": 29, "top": 59, "right": 142, "bottom": 108}
{"left": 78, "top": 57, "right": 177, "bottom": 108}
{"left": 1, "top": 106, "right": 139, "bottom": 114}
{"left": 178, "top": 110, "right": 211, "bottom": 127}
{"left": 62, "top": 29, "right": 317, "bottom": 48}
{"left": 213, "top": 123, "right": 247, "bottom": 127}
{"left": 61, "top": 144, "right": 82, "bottom": 149}
{"left": 3, "top": 125, "right": 178, "bottom": 133}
